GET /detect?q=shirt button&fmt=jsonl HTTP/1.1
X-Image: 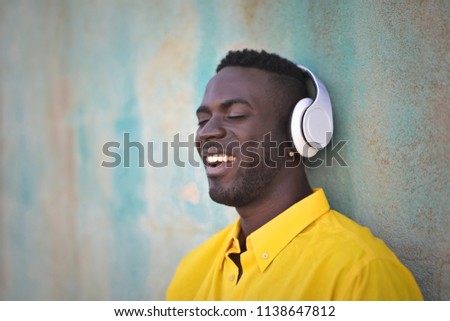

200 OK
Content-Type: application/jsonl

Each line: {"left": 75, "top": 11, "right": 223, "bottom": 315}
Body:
{"left": 262, "top": 252, "right": 269, "bottom": 259}
{"left": 229, "top": 274, "right": 235, "bottom": 282}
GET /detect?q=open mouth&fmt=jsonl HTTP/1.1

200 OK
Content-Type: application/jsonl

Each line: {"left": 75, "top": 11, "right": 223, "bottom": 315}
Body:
{"left": 205, "top": 154, "right": 236, "bottom": 167}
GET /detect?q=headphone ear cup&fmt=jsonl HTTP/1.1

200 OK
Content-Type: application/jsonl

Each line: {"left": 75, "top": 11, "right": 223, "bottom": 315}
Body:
{"left": 290, "top": 97, "right": 319, "bottom": 158}
{"left": 303, "top": 104, "right": 333, "bottom": 150}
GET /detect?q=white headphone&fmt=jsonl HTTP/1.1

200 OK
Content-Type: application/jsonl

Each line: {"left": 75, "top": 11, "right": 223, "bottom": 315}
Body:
{"left": 290, "top": 64, "right": 333, "bottom": 158}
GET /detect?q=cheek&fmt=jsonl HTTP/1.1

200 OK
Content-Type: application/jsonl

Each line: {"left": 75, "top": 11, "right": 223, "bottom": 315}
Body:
{"left": 262, "top": 115, "right": 290, "bottom": 141}
{"left": 241, "top": 125, "right": 285, "bottom": 144}
{"left": 258, "top": 112, "right": 282, "bottom": 133}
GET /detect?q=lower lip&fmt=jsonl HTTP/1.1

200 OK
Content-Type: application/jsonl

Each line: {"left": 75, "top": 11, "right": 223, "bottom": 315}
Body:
{"left": 205, "top": 161, "right": 235, "bottom": 177}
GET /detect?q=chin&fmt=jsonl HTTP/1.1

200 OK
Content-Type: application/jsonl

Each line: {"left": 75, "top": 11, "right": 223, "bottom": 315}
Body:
{"left": 206, "top": 160, "right": 279, "bottom": 208}
{"left": 208, "top": 185, "right": 254, "bottom": 208}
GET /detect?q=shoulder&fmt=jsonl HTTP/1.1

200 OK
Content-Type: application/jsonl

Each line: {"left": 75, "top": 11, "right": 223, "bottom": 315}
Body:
{"left": 184, "top": 222, "right": 234, "bottom": 264}
{"left": 311, "top": 210, "right": 394, "bottom": 254}
{"left": 283, "top": 208, "right": 402, "bottom": 272}
{"left": 166, "top": 221, "right": 235, "bottom": 300}
{"left": 305, "top": 209, "right": 423, "bottom": 300}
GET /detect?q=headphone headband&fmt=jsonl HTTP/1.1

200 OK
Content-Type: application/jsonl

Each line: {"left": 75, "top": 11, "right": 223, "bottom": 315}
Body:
{"left": 296, "top": 65, "right": 333, "bottom": 123}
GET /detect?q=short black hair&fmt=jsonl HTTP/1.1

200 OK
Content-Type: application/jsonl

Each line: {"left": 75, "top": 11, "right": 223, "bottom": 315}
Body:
{"left": 216, "top": 49, "right": 306, "bottom": 135}
{"left": 216, "top": 49, "right": 306, "bottom": 85}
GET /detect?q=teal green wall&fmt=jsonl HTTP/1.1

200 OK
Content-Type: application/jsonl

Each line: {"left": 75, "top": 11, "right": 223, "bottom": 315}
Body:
{"left": 0, "top": 0, "right": 448, "bottom": 300}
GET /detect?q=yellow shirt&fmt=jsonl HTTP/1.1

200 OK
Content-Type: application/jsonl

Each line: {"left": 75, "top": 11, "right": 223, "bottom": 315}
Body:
{"left": 167, "top": 188, "right": 423, "bottom": 300}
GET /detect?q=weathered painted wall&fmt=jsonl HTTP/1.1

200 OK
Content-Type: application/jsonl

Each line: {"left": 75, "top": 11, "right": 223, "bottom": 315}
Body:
{"left": 0, "top": 0, "right": 448, "bottom": 300}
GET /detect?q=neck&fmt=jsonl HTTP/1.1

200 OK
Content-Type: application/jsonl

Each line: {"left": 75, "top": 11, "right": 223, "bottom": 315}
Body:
{"left": 236, "top": 166, "right": 312, "bottom": 238}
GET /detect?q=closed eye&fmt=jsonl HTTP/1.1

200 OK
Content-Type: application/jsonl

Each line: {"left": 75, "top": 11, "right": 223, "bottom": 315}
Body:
{"left": 227, "top": 115, "right": 247, "bottom": 120}
{"left": 197, "top": 119, "right": 209, "bottom": 126}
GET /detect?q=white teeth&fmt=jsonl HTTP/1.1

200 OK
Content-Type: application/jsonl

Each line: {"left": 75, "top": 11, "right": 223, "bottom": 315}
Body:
{"left": 206, "top": 154, "right": 235, "bottom": 164}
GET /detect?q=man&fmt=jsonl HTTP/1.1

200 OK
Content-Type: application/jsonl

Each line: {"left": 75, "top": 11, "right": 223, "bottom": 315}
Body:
{"left": 166, "top": 49, "right": 423, "bottom": 300}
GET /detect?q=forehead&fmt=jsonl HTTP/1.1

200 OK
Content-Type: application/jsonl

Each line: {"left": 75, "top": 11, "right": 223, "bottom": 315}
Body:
{"left": 202, "top": 67, "right": 271, "bottom": 105}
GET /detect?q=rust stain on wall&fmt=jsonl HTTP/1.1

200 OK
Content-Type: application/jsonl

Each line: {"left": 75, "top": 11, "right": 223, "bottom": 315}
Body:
{"left": 179, "top": 182, "right": 200, "bottom": 204}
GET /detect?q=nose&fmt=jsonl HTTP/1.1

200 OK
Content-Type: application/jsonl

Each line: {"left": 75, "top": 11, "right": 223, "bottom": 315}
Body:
{"left": 196, "top": 115, "right": 226, "bottom": 142}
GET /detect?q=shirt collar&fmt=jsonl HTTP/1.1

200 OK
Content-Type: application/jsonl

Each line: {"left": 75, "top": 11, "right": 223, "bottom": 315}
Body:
{"left": 220, "top": 188, "right": 330, "bottom": 272}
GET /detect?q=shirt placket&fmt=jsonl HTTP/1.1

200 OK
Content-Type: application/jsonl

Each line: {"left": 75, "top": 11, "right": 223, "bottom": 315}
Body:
{"left": 221, "top": 238, "right": 241, "bottom": 297}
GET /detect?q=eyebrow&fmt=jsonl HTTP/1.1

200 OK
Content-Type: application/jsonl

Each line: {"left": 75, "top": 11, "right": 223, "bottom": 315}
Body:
{"left": 196, "top": 98, "right": 253, "bottom": 115}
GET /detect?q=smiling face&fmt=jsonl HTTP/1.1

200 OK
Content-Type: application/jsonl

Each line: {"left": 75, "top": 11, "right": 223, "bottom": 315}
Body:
{"left": 195, "top": 67, "right": 291, "bottom": 207}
